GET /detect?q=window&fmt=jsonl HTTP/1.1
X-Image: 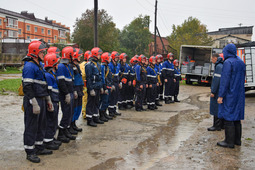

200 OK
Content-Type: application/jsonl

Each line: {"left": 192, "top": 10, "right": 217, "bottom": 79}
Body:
{"left": 35, "top": 27, "right": 37, "bottom": 32}
{"left": 0, "top": 32, "right": 2, "bottom": 38}
{"left": 0, "top": 19, "right": 2, "bottom": 25}
{"left": 27, "top": 25, "right": 30, "bottom": 31}
{"left": 54, "top": 36, "right": 57, "bottom": 40}
{"left": 35, "top": 37, "right": 37, "bottom": 39}
{"left": 42, "top": 28, "right": 44, "bottom": 34}
{"left": 59, "top": 30, "right": 66, "bottom": 38}
{"left": 7, "top": 18, "right": 18, "bottom": 28}
{"left": 48, "top": 39, "right": 51, "bottom": 43}
{"left": 48, "top": 30, "right": 51, "bottom": 35}
{"left": 18, "top": 29, "right": 21, "bottom": 35}
{"left": 8, "top": 30, "right": 18, "bottom": 38}
{"left": 27, "top": 36, "right": 30, "bottom": 40}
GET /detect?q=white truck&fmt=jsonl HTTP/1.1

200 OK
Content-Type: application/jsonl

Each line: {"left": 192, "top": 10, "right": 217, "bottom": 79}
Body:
{"left": 236, "top": 43, "right": 255, "bottom": 91}
{"left": 179, "top": 45, "right": 214, "bottom": 85}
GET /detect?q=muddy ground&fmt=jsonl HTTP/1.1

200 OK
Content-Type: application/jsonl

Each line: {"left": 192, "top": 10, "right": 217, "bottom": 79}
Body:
{"left": 0, "top": 84, "right": 254, "bottom": 170}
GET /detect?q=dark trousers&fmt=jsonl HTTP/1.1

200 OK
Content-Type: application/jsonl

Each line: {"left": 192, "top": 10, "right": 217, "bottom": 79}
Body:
{"left": 59, "top": 93, "right": 74, "bottom": 128}
{"left": 164, "top": 77, "right": 174, "bottom": 98}
{"left": 119, "top": 83, "right": 128, "bottom": 107}
{"left": 23, "top": 96, "right": 46, "bottom": 155}
{"left": 109, "top": 83, "right": 119, "bottom": 113}
{"left": 135, "top": 84, "right": 146, "bottom": 109}
{"left": 44, "top": 102, "right": 59, "bottom": 142}
{"left": 86, "top": 89, "right": 100, "bottom": 120}
{"left": 174, "top": 80, "right": 180, "bottom": 96}
{"left": 72, "top": 95, "right": 83, "bottom": 121}
{"left": 99, "top": 92, "right": 110, "bottom": 111}
{"left": 159, "top": 76, "right": 164, "bottom": 98}
{"left": 147, "top": 84, "right": 157, "bottom": 106}
{"left": 127, "top": 84, "right": 135, "bottom": 105}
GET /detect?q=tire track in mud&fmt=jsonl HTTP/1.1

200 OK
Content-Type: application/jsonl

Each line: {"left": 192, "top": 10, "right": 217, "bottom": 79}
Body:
{"left": 89, "top": 93, "right": 210, "bottom": 170}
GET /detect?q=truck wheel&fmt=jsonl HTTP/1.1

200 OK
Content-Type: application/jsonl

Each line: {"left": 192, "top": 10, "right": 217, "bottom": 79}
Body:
{"left": 186, "top": 78, "right": 192, "bottom": 85}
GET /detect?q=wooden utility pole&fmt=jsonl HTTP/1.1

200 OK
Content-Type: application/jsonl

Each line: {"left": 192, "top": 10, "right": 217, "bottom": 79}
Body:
{"left": 154, "top": 0, "right": 158, "bottom": 56}
{"left": 94, "top": 0, "right": 98, "bottom": 47}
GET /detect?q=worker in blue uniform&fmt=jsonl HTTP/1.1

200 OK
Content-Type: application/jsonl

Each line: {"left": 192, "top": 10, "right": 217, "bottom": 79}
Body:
{"left": 85, "top": 47, "right": 104, "bottom": 127}
{"left": 22, "top": 40, "right": 53, "bottom": 163}
{"left": 173, "top": 59, "right": 181, "bottom": 102}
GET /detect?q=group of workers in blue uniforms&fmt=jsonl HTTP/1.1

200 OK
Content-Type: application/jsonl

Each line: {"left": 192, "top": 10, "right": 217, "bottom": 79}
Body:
{"left": 22, "top": 40, "right": 181, "bottom": 163}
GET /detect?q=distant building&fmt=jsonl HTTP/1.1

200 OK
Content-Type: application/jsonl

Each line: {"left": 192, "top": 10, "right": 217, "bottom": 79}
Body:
{"left": 207, "top": 26, "right": 253, "bottom": 48}
{"left": 0, "top": 7, "right": 70, "bottom": 44}
{"left": 149, "top": 35, "right": 176, "bottom": 57}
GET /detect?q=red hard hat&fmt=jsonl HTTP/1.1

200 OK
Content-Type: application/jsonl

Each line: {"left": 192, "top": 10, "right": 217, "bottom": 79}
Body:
{"left": 47, "top": 46, "right": 61, "bottom": 54}
{"left": 62, "top": 46, "right": 76, "bottom": 60}
{"left": 101, "top": 52, "right": 111, "bottom": 63}
{"left": 27, "top": 40, "right": 47, "bottom": 58}
{"left": 219, "top": 53, "right": 224, "bottom": 60}
{"left": 119, "top": 53, "right": 128, "bottom": 60}
{"left": 134, "top": 55, "right": 139, "bottom": 59}
{"left": 156, "top": 54, "right": 163, "bottom": 61}
{"left": 173, "top": 59, "right": 179, "bottom": 65}
{"left": 167, "top": 52, "right": 174, "bottom": 59}
{"left": 91, "top": 47, "right": 103, "bottom": 58}
{"left": 111, "top": 51, "right": 119, "bottom": 60}
{"left": 73, "top": 48, "right": 83, "bottom": 61}
{"left": 130, "top": 57, "right": 138, "bottom": 65}
{"left": 138, "top": 55, "right": 146, "bottom": 63}
{"left": 44, "top": 53, "right": 60, "bottom": 68}
{"left": 149, "top": 56, "right": 156, "bottom": 63}
{"left": 84, "top": 51, "right": 92, "bottom": 61}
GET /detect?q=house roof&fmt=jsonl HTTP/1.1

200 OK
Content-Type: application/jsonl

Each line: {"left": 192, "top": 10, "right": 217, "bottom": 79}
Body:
{"left": 212, "top": 34, "right": 251, "bottom": 42}
{"left": 0, "top": 7, "right": 69, "bottom": 30}
{"left": 207, "top": 26, "right": 253, "bottom": 35}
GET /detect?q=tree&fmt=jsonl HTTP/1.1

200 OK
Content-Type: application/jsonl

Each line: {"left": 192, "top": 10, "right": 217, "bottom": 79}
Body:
{"left": 167, "top": 17, "right": 212, "bottom": 57}
{"left": 119, "top": 15, "right": 152, "bottom": 57}
{"left": 72, "top": 9, "right": 120, "bottom": 52}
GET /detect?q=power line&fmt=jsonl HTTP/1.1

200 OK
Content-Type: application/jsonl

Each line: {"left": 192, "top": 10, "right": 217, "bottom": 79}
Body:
{"left": 135, "top": 0, "right": 154, "bottom": 13}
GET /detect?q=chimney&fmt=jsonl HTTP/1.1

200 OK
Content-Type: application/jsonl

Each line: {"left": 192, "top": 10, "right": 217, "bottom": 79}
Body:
{"left": 21, "top": 11, "right": 28, "bottom": 16}
{"left": 45, "top": 17, "right": 48, "bottom": 22}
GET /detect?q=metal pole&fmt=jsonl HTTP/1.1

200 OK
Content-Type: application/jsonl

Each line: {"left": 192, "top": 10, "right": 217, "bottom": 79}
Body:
{"left": 94, "top": 0, "right": 98, "bottom": 47}
{"left": 154, "top": 0, "right": 158, "bottom": 56}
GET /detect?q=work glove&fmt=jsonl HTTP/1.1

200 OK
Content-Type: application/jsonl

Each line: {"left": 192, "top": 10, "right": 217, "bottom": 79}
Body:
{"left": 111, "top": 85, "right": 115, "bottom": 92}
{"left": 74, "top": 91, "right": 78, "bottom": 99}
{"left": 31, "top": 98, "right": 40, "bottom": 114}
{"left": 100, "top": 88, "right": 104, "bottom": 94}
{"left": 45, "top": 96, "right": 54, "bottom": 112}
{"left": 65, "top": 93, "right": 71, "bottom": 104}
{"left": 119, "top": 82, "right": 123, "bottom": 89}
{"left": 90, "top": 89, "right": 96, "bottom": 96}
{"left": 105, "top": 89, "right": 109, "bottom": 95}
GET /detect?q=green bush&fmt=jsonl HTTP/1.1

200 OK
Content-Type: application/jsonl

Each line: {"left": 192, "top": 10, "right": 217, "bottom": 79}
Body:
{"left": 0, "top": 67, "right": 22, "bottom": 74}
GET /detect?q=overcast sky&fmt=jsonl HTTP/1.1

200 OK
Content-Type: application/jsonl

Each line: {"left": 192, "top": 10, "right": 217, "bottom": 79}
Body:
{"left": 1, "top": 0, "right": 255, "bottom": 40}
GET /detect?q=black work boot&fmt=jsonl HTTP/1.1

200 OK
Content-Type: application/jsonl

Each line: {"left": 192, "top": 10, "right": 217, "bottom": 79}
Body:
{"left": 155, "top": 100, "right": 162, "bottom": 106}
{"left": 87, "top": 119, "right": 97, "bottom": 127}
{"left": 159, "top": 96, "right": 164, "bottom": 101}
{"left": 114, "top": 110, "right": 121, "bottom": 116}
{"left": 208, "top": 116, "right": 222, "bottom": 131}
{"left": 57, "top": 128, "right": 70, "bottom": 143}
{"left": 174, "top": 95, "right": 180, "bottom": 102}
{"left": 154, "top": 104, "right": 158, "bottom": 110}
{"left": 234, "top": 122, "right": 242, "bottom": 146}
{"left": 53, "top": 138, "right": 62, "bottom": 146}
{"left": 44, "top": 141, "right": 59, "bottom": 150}
{"left": 126, "top": 104, "right": 132, "bottom": 109}
{"left": 169, "top": 97, "right": 175, "bottom": 103}
{"left": 118, "top": 103, "right": 125, "bottom": 110}
{"left": 99, "top": 110, "right": 108, "bottom": 122}
{"left": 73, "top": 121, "right": 82, "bottom": 132}
{"left": 103, "top": 110, "right": 113, "bottom": 120}
{"left": 135, "top": 107, "right": 142, "bottom": 112}
{"left": 93, "top": 117, "right": 104, "bottom": 124}
{"left": 64, "top": 128, "right": 76, "bottom": 140}
{"left": 36, "top": 148, "right": 53, "bottom": 155}
{"left": 148, "top": 105, "right": 154, "bottom": 110}
{"left": 217, "top": 125, "right": 235, "bottom": 148}
{"left": 165, "top": 97, "right": 170, "bottom": 104}
{"left": 109, "top": 111, "right": 116, "bottom": 118}
{"left": 27, "top": 154, "right": 40, "bottom": 163}
{"left": 68, "top": 124, "right": 78, "bottom": 135}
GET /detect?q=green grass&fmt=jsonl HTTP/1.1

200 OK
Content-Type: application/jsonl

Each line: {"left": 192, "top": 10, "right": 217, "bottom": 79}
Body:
{"left": 0, "top": 67, "right": 22, "bottom": 74}
{"left": 0, "top": 78, "right": 22, "bottom": 94}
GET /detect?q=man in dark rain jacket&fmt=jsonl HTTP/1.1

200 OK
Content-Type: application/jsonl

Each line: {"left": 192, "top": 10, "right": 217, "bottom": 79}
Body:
{"left": 208, "top": 53, "right": 224, "bottom": 131}
{"left": 217, "top": 44, "right": 246, "bottom": 148}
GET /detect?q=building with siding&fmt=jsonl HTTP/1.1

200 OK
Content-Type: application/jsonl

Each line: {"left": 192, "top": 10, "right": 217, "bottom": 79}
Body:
{"left": 207, "top": 26, "right": 253, "bottom": 48}
{"left": 0, "top": 7, "right": 70, "bottom": 44}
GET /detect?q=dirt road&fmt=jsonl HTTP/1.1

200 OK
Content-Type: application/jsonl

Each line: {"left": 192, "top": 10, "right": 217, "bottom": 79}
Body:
{"left": 0, "top": 85, "right": 254, "bottom": 170}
